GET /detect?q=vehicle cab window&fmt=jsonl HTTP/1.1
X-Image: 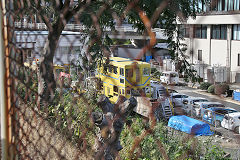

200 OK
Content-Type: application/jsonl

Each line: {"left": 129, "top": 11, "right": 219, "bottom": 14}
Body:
{"left": 120, "top": 68, "right": 124, "bottom": 76}
{"left": 143, "top": 68, "right": 150, "bottom": 76}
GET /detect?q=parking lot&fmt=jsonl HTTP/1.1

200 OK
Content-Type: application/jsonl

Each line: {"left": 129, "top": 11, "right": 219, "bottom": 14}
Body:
{"left": 169, "top": 85, "right": 240, "bottom": 154}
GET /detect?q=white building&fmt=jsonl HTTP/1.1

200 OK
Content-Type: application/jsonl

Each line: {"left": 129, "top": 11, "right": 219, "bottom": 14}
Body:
{"left": 179, "top": 0, "right": 240, "bottom": 83}
{"left": 15, "top": 31, "right": 86, "bottom": 66}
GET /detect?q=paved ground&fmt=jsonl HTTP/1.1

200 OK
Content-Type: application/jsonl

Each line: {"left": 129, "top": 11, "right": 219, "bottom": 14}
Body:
{"left": 174, "top": 85, "right": 240, "bottom": 111}
{"left": 167, "top": 85, "right": 240, "bottom": 159}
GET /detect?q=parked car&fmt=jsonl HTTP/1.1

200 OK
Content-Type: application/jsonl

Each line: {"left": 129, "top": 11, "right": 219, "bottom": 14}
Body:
{"left": 167, "top": 89, "right": 178, "bottom": 94}
{"left": 193, "top": 102, "right": 225, "bottom": 118}
{"left": 221, "top": 112, "right": 240, "bottom": 133}
{"left": 202, "top": 107, "right": 237, "bottom": 127}
{"left": 160, "top": 71, "right": 179, "bottom": 85}
{"left": 182, "top": 97, "right": 209, "bottom": 115}
{"left": 170, "top": 93, "right": 189, "bottom": 107}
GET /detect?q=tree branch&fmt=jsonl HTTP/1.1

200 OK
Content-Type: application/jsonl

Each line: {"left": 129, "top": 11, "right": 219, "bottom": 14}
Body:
{"left": 28, "top": 2, "right": 53, "bottom": 31}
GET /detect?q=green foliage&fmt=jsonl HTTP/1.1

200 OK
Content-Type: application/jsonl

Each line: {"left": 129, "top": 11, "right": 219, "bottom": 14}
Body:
{"left": 120, "top": 118, "right": 202, "bottom": 160}
{"left": 151, "top": 68, "right": 162, "bottom": 79}
{"left": 204, "top": 145, "right": 229, "bottom": 160}
{"left": 200, "top": 82, "right": 212, "bottom": 90}
{"left": 16, "top": 67, "right": 38, "bottom": 102}
{"left": 47, "top": 92, "right": 97, "bottom": 148}
{"left": 208, "top": 85, "right": 215, "bottom": 94}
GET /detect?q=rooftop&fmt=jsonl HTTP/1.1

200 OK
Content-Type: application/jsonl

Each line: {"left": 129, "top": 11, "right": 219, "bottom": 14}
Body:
{"left": 108, "top": 57, "right": 150, "bottom": 66}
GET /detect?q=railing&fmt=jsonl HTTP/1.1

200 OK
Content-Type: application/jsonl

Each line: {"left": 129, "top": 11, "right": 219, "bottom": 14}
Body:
{"left": 14, "top": 22, "right": 165, "bottom": 33}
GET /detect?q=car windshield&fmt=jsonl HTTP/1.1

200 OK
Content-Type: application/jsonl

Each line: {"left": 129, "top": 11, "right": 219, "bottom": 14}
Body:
{"left": 203, "top": 104, "right": 225, "bottom": 108}
{"left": 193, "top": 99, "right": 208, "bottom": 103}
{"left": 215, "top": 110, "right": 230, "bottom": 115}
{"left": 170, "top": 73, "right": 178, "bottom": 77}
{"left": 172, "top": 95, "right": 188, "bottom": 98}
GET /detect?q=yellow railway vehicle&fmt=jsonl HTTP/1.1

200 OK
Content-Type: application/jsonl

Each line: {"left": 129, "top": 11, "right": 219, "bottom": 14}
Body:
{"left": 54, "top": 64, "right": 70, "bottom": 77}
{"left": 96, "top": 57, "right": 151, "bottom": 103}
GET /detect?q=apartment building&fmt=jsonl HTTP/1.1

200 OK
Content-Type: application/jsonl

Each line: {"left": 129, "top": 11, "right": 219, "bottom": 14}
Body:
{"left": 179, "top": 0, "right": 240, "bottom": 83}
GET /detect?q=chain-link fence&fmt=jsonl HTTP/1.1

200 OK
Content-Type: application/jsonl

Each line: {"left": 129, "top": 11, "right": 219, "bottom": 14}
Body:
{"left": 1, "top": 0, "right": 240, "bottom": 159}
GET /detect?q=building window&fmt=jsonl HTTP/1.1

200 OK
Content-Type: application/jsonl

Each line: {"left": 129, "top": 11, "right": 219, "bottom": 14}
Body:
{"left": 120, "top": 78, "right": 124, "bottom": 84}
{"left": 197, "top": 0, "right": 207, "bottom": 12}
{"left": 234, "top": 0, "right": 240, "bottom": 10}
{"left": 229, "top": 0, "right": 234, "bottom": 10}
{"left": 145, "top": 87, "right": 150, "bottom": 94}
{"left": 210, "top": 0, "right": 240, "bottom": 11}
{"left": 143, "top": 68, "right": 150, "bottom": 76}
{"left": 179, "top": 25, "right": 189, "bottom": 38}
{"left": 238, "top": 54, "right": 240, "bottom": 66}
{"left": 122, "top": 89, "right": 125, "bottom": 95}
{"left": 198, "top": 50, "right": 202, "bottom": 61}
{"left": 120, "top": 68, "right": 124, "bottom": 76}
{"left": 126, "top": 89, "right": 130, "bottom": 95}
{"left": 211, "top": 25, "right": 227, "bottom": 40}
{"left": 126, "top": 68, "right": 133, "bottom": 77}
{"left": 136, "top": 68, "right": 140, "bottom": 82}
{"left": 113, "top": 66, "right": 118, "bottom": 74}
{"left": 194, "top": 25, "right": 207, "bottom": 39}
{"left": 108, "top": 65, "right": 112, "bottom": 73}
{"left": 103, "top": 65, "right": 108, "bottom": 72}
{"left": 217, "top": 0, "right": 222, "bottom": 11}
{"left": 233, "top": 24, "right": 240, "bottom": 40}
{"left": 113, "top": 85, "right": 118, "bottom": 92}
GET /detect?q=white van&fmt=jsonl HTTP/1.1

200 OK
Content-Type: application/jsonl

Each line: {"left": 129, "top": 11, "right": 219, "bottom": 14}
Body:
{"left": 160, "top": 71, "right": 179, "bottom": 85}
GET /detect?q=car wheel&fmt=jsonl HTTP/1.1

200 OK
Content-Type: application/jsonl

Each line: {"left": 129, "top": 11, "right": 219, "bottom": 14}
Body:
{"left": 234, "top": 126, "right": 239, "bottom": 134}
{"left": 215, "top": 120, "right": 221, "bottom": 128}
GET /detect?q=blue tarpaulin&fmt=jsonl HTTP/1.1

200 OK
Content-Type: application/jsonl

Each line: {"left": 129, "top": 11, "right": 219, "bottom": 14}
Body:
{"left": 233, "top": 90, "right": 240, "bottom": 101}
{"left": 168, "top": 115, "right": 213, "bottom": 136}
{"left": 146, "top": 56, "right": 152, "bottom": 62}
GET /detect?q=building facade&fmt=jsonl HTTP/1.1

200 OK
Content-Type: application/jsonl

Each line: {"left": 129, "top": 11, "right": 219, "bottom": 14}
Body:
{"left": 179, "top": 0, "right": 240, "bottom": 83}
{"left": 15, "top": 31, "right": 85, "bottom": 66}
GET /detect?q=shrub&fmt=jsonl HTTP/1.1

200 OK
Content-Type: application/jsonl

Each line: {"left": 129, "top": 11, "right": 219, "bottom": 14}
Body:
{"left": 151, "top": 68, "right": 157, "bottom": 74}
{"left": 200, "top": 82, "right": 212, "bottom": 90}
{"left": 207, "top": 85, "right": 215, "bottom": 94}
{"left": 214, "top": 83, "right": 229, "bottom": 95}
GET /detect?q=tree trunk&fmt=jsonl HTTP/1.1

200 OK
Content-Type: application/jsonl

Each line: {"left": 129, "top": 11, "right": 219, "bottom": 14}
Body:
{"left": 37, "top": 10, "right": 75, "bottom": 107}
{"left": 38, "top": 25, "right": 63, "bottom": 107}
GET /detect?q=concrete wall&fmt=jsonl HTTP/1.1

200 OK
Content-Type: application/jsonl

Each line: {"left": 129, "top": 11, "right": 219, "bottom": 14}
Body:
{"left": 211, "top": 39, "right": 228, "bottom": 66}
{"left": 117, "top": 47, "right": 145, "bottom": 60}
{"left": 192, "top": 38, "right": 210, "bottom": 65}
{"left": 231, "top": 40, "right": 240, "bottom": 82}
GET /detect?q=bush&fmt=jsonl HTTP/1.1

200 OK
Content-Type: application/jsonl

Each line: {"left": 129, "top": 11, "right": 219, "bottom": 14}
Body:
{"left": 207, "top": 85, "right": 215, "bottom": 94}
{"left": 200, "top": 82, "right": 212, "bottom": 90}
{"left": 214, "top": 83, "right": 229, "bottom": 95}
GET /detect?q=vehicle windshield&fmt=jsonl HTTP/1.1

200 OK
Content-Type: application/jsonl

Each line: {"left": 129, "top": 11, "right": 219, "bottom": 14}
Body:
{"left": 173, "top": 95, "right": 188, "bottom": 98}
{"left": 170, "top": 73, "right": 178, "bottom": 77}
{"left": 215, "top": 110, "right": 233, "bottom": 115}
{"left": 158, "top": 90, "right": 166, "bottom": 94}
{"left": 203, "top": 104, "right": 225, "bottom": 109}
{"left": 193, "top": 99, "right": 208, "bottom": 103}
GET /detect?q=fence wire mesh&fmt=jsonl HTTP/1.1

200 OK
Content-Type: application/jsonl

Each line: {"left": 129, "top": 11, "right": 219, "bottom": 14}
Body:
{"left": 1, "top": 0, "right": 240, "bottom": 160}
